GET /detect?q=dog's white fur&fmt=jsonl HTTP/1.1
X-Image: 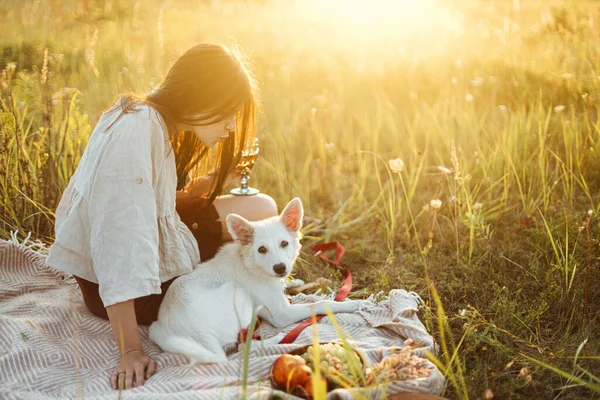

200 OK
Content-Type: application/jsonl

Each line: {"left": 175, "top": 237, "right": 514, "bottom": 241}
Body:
{"left": 149, "top": 198, "right": 364, "bottom": 363}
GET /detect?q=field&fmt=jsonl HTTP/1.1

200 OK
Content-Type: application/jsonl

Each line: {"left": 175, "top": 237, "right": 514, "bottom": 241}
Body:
{"left": 1, "top": 0, "right": 599, "bottom": 398}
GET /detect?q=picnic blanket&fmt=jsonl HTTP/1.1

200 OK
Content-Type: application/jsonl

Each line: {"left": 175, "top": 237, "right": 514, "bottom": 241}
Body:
{"left": 0, "top": 235, "right": 445, "bottom": 399}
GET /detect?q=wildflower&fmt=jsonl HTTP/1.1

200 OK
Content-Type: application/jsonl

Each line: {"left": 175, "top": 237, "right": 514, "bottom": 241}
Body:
{"left": 554, "top": 105, "right": 565, "bottom": 112}
{"left": 471, "top": 77, "right": 484, "bottom": 87}
{"left": 474, "top": 202, "right": 483, "bottom": 210}
{"left": 519, "top": 367, "right": 533, "bottom": 383}
{"left": 50, "top": 53, "right": 64, "bottom": 61}
{"left": 6, "top": 62, "right": 16, "bottom": 78}
{"left": 465, "top": 93, "right": 474, "bottom": 102}
{"left": 310, "top": 107, "right": 317, "bottom": 114}
{"left": 588, "top": 209, "right": 593, "bottom": 216}
{"left": 451, "top": 196, "right": 457, "bottom": 202}
{"left": 63, "top": 87, "right": 83, "bottom": 97}
{"left": 458, "top": 309, "right": 467, "bottom": 317}
{"left": 388, "top": 158, "right": 404, "bottom": 173}
{"left": 437, "top": 166, "right": 452, "bottom": 174}
{"left": 430, "top": 199, "right": 442, "bottom": 209}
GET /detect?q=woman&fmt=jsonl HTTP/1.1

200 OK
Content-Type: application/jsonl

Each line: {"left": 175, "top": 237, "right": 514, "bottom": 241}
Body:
{"left": 46, "top": 43, "right": 278, "bottom": 390}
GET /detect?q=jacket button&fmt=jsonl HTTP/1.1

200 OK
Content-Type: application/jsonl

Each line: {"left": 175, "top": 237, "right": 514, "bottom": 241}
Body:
{"left": 191, "top": 222, "right": 199, "bottom": 230}
{"left": 135, "top": 177, "right": 143, "bottom": 184}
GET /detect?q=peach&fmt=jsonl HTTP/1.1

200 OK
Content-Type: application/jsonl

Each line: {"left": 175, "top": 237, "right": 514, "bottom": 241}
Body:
{"left": 271, "top": 354, "right": 312, "bottom": 389}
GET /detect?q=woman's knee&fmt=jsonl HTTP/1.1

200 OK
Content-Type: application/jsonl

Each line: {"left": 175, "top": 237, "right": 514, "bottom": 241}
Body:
{"left": 214, "top": 193, "right": 279, "bottom": 242}
{"left": 252, "top": 193, "right": 278, "bottom": 219}
{"left": 213, "top": 193, "right": 278, "bottom": 222}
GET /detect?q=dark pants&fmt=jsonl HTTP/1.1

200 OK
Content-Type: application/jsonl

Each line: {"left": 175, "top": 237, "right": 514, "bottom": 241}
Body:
{"left": 74, "top": 197, "right": 223, "bottom": 326}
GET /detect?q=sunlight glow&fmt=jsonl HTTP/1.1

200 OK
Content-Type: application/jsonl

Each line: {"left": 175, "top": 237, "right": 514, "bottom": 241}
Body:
{"left": 290, "top": 0, "right": 464, "bottom": 54}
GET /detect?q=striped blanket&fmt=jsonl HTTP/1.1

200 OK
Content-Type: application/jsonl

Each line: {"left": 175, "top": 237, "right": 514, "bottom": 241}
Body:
{"left": 0, "top": 237, "right": 444, "bottom": 399}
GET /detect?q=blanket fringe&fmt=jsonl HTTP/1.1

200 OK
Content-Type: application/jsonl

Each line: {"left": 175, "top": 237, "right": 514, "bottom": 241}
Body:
{"left": 6, "top": 231, "right": 76, "bottom": 284}
{"left": 8, "top": 230, "right": 50, "bottom": 257}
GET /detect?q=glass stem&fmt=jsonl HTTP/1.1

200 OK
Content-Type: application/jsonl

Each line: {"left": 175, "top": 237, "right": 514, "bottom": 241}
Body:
{"left": 240, "top": 171, "right": 249, "bottom": 190}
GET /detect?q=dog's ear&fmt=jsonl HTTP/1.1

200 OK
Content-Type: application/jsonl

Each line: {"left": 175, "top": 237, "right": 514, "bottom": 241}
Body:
{"left": 226, "top": 214, "right": 254, "bottom": 245}
{"left": 280, "top": 197, "right": 304, "bottom": 233}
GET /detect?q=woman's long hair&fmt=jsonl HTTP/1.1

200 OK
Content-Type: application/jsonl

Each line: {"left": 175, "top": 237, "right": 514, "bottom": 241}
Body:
{"left": 115, "top": 43, "right": 257, "bottom": 206}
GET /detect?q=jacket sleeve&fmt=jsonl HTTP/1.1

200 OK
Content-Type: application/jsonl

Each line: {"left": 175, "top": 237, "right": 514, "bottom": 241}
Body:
{"left": 88, "top": 107, "right": 165, "bottom": 307}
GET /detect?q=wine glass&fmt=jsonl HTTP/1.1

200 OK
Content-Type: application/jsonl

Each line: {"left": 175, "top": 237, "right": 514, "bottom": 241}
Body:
{"left": 231, "top": 138, "right": 260, "bottom": 196}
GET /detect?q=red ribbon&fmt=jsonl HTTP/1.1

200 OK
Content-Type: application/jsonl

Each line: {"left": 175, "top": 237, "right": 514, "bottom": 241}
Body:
{"left": 278, "top": 241, "right": 352, "bottom": 344}
{"left": 237, "top": 320, "right": 262, "bottom": 345}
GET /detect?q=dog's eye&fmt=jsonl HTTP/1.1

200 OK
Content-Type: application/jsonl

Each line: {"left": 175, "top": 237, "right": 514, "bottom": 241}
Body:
{"left": 280, "top": 241, "right": 289, "bottom": 248}
{"left": 258, "top": 246, "right": 268, "bottom": 254}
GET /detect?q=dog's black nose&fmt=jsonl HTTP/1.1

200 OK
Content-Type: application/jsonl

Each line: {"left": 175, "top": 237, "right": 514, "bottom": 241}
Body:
{"left": 273, "top": 263, "right": 286, "bottom": 275}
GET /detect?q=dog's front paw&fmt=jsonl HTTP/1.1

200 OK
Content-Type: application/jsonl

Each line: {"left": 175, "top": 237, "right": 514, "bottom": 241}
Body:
{"left": 358, "top": 299, "right": 378, "bottom": 311}
{"left": 340, "top": 299, "right": 376, "bottom": 313}
{"left": 336, "top": 300, "right": 361, "bottom": 313}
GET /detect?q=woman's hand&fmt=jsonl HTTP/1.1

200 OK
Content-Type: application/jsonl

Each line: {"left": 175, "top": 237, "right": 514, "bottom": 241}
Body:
{"left": 106, "top": 299, "right": 157, "bottom": 390}
{"left": 223, "top": 168, "right": 242, "bottom": 187}
{"left": 111, "top": 348, "right": 157, "bottom": 389}
{"left": 182, "top": 169, "right": 241, "bottom": 197}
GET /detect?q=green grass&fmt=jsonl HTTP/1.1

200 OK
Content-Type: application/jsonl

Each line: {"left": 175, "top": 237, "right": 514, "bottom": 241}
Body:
{"left": 1, "top": 0, "right": 600, "bottom": 398}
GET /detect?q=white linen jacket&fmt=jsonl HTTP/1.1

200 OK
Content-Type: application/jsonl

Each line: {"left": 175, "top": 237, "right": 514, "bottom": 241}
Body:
{"left": 46, "top": 100, "right": 200, "bottom": 307}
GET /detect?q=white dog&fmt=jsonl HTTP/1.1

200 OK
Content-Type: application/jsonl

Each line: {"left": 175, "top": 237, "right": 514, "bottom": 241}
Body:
{"left": 149, "top": 198, "right": 364, "bottom": 364}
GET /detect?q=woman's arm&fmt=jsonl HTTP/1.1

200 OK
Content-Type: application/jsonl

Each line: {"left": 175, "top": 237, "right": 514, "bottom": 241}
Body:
{"left": 179, "top": 169, "right": 240, "bottom": 199}
{"left": 175, "top": 176, "right": 210, "bottom": 200}
{"left": 106, "top": 300, "right": 157, "bottom": 389}
{"left": 106, "top": 299, "right": 143, "bottom": 354}
{"left": 183, "top": 173, "right": 215, "bottom": 197}
{"left": 86, "top": 107, "right": 163, "bottom": 389}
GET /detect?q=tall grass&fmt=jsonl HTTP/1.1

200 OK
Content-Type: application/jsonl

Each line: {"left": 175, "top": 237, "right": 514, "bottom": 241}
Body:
{"left": 1, "top": 0, "right": 599, "bottom": 398}
{"left": 0, "top": 59, "right": 91, "bottom": 240}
